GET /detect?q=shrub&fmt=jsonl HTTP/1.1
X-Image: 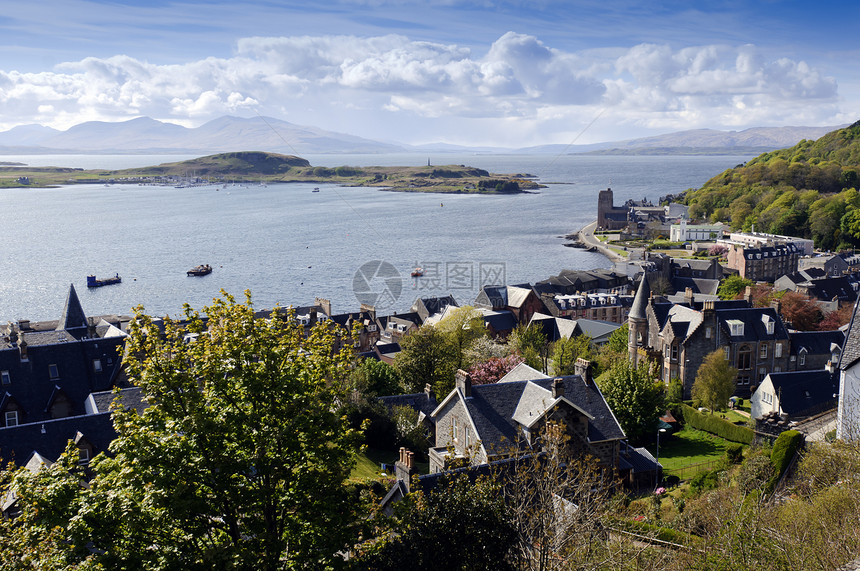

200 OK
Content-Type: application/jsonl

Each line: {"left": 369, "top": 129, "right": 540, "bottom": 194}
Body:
{"left": 690, "top": 470, "right": 721, "bottom": 493}
{"left": 725, "top": 443, "right": 744, "bottom": 464}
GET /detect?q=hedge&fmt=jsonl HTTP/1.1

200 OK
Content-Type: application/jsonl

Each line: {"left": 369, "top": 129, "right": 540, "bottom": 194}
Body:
{"left": 605, "top": 517, "right": 702, "bottom": 547}
{"left": 766, "top": 429, "right": 803, "bottom": 493}
{"left": 679, "top": 404, "right": 754, "bottom": 444}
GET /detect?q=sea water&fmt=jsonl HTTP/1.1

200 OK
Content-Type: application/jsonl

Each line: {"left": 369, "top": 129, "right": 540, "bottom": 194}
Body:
{"left": 0, "top": 153, "right": 752, "bottom": 322}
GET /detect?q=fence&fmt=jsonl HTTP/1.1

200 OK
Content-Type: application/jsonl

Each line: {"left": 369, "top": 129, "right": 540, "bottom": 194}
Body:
{"left": 664, "top": 459, "right": 721, "bottom": 481}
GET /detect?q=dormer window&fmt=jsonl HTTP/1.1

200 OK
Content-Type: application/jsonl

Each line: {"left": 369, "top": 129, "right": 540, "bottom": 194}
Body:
{"left": 48, "top": 364, "right": 59, "bottom": 380}
{"left": 0, "top": 371, "right": 9, "bottom": 385}
{"left": 727, "top": 320, "right": 744, "bottom": 337}
{"left": 762, "top": 315, "right": 775, "bottom": 335}
{"left": 4, "top": 410, "right": 17, "bottom": 427}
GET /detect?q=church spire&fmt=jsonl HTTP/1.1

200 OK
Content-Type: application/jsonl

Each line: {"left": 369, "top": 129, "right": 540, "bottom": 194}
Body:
{"left": 57, "top": 284, "right": 87, "bottom": 331}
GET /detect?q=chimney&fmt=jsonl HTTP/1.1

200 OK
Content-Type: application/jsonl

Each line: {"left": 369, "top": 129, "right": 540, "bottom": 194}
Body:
{"left": 395, "top": 447, "right": 416, "bottom": 493}
{"left": 18, "top": 339, "right": 28, "bottom": 362}
{"left": 575, "top": 358, "right": 593, "bottom": 385}
{"left": 87, "top": 316, "right": 97, "bottom": 339}
{"left": 684, "top": 287, "right": 694, "bottom": 304}
{"left": 770, "top": 298, "right": 782, "bottom": 314}
{"left": 552, "top": 377, "right": 565, "bottom": 398}
{"left": 455, "top": 369, "right": 472, "bottom": 397}
{"left": 314, "top": 297, "right": 331, "bottom": 318}
{"left": 743, "top": 286, "right": 753, "bottom": 304}
{"left": 703, "top": 300, "right": 715, "bottom": 315}
{"left": 360, "top": 303, "right": 376, "bottom": 321}
{"left": 424, "top": 383, "right": 434, "bottom": 400}
{"left": 309, "top": 306, "right": 318, "bottom": 326}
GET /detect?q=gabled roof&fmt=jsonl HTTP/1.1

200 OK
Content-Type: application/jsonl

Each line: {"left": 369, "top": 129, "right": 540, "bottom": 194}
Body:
{"left": 432, "top": 376, "right": 625, "bottom": 458}
{"left": 57, "top": 284, "right": 88, "bottom": 331}
{"left": 764, "top": 369, "right": 838, "bottom": 416}
{"left": 716, "top": 307, "right": 788, "bottom": 342}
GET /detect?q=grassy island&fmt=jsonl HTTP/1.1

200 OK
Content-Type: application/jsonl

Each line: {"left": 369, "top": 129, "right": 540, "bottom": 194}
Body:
{"left": 0, "top": 151, "right": 543, "bottom": 194}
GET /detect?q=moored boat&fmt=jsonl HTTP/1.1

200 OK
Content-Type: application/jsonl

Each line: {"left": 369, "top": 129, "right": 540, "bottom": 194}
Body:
{"left": 187, "top": 264, "right": 213, "bottom": 276}
{"left": 87, "top": 274, "right": 121, "bottom": 288}
{"left": 411, "top": 267, "right": 424, "bottom": 277}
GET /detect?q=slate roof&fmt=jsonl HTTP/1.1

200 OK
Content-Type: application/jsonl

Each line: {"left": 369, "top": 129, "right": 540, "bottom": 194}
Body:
{"left": 839, "top": 299, "right": 860, "bottom": 370}
{"left": 629, "top": 276, "right": 651, "bottom": 320}
{"left": 498, "top": 363, "right": 549, "bottom": 383}
{"left": 789, "top": 330, "right": 845, "bottom": 357}
{"left": 620, "top": 442, "right": 661, "bottom": 474}
{"left": 765, "top": 369, "right": 838, "bottom": 416}
{"left": 435, "top": 376, "right": 625, "bottom": 458}
{"left": 716, "top": 307, "right": 789, "bottom": 342}
{"left": 483, "top": 310, "right": 518, "bottom": 333}
{"left": 85, "top": 386, "right": 146, "bottom": 414}
{"left": 670, "top": 277, "right": 721, "bottom": 296}
{"left": 0, "top": 412, "right": 117, "bottom": 466}
{"left": 574, "top": 319, "right": 622, "bottom": 342}
{"left": 529, "top": 313, "right": 577, "bottom": 341}
{"left": 57, "top": 284, "right": 88, "bottom": 331}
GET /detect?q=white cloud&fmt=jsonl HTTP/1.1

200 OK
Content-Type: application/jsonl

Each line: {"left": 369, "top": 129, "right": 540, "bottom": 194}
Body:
{"left": 0, "top": 33, "right": 844, "bottom": 144}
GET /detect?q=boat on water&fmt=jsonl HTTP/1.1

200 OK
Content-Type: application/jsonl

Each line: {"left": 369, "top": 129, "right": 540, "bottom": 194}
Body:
{"left": 187, "top": 264, "right": 213, "bottom": 276}
{"left": 87, "top": 274, "right": 121, "bottom": 288}
{"left": 411, "top": 267, "right": 424, "bottom": 277}
{"left": 312, "top": 187, "right": 320, "bottom": 192}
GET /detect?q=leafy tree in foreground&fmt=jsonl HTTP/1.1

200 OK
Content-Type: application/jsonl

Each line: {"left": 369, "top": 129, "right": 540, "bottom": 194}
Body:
{"left": 509, "top": 323, "right": 550, "bottom": 373}
{"left": 718, "top": 275, "right": 753, "bottom": 301}
{"left": 692, "top": 349, "right": 738, "bottom": 414}
{"left": 81, "top": 292, "right": 362, "bottom": 570}
{"left": 550, "top": 334, "right": 593, "bottom": 376}
{"left": 350, "top": 356, "right": 402, "bottom": 397}
{"left": 595, "top": 360, "right": 664, "bottom": 444}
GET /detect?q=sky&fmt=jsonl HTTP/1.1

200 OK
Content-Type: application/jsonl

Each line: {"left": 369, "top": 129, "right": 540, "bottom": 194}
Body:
{"left": 0, "top": 0, "right": 858, "bottom": 147}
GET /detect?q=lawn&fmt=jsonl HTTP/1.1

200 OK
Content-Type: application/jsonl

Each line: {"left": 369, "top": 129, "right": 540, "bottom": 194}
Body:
{"left": 647, "top": 426, "right": 734, "bottom": 473}
{"left": 350, "top": 447, "right": 430, "bottom": 481}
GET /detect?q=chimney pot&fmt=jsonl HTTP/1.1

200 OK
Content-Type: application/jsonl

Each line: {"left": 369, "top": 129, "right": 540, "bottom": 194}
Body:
{"left": 455, "top": 369, "right": 472, "bottom": 397}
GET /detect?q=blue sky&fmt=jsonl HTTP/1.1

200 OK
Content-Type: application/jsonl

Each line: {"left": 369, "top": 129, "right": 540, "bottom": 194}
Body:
{"left": 1, "top": 0, "right": 857, "bottom": 146}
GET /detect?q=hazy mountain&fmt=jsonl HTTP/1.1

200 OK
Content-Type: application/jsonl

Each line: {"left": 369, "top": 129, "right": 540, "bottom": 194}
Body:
{"left": 0, "top": 116, "right": 844, "bottom": 156}
{"left": 0, "top": 116, "right": 405, "bottom": 155}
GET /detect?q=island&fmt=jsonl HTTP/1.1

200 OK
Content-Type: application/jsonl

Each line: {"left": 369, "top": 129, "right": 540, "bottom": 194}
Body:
{"left": 0, "top": 151, "right": 543, "bottom": 194}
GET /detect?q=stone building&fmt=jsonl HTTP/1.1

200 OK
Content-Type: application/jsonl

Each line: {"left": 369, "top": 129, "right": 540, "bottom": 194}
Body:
{"left": 428, "top": 364, "right": 625, "bottom": 474}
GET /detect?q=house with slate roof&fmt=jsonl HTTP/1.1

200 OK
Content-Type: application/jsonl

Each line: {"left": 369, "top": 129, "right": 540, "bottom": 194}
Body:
{"left": 0, "top": 285, "right": 133, "bottom": 466}
{"left": 540, "top": 291, "right": 634, "bottom": 324}
{"left": 627, "top": 278, "right": 830, "bottom": 398}
{"left": 377, "top": 312, "right": 422, "bottom": 344}
{"left": 752, "top": 369, "right": 838, "bottom": 421}
{"left": 410, "top": 295, "right": 458, "bottom": 324}
{"left": 427, "top": 362, "right": 625, "bottom": 476}
{"left": 838, "top": 300, "right": 860, "bottom": 440}
{"left": 474, "top": 285, "right": 545, "bottom": 326}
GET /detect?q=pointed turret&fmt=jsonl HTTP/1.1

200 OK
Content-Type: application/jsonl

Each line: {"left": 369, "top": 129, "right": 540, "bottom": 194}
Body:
{"left": 57, "top": 284, "right": 87, "bottom": 331}
{"left": 628, "top": 275, "right": 651, "bottom": 365}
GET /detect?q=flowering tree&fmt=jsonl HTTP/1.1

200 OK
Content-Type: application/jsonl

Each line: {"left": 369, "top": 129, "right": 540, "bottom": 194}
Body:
{"left": 468, "top": 354, "right": 524, "bottom": 385}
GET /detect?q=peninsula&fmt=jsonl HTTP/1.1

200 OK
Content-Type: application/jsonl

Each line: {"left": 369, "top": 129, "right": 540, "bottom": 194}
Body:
{"left": 0, "top": 151, "right": 542, "bottom": 194}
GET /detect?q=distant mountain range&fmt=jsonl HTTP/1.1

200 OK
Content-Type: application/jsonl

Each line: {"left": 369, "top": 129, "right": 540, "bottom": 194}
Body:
{"left": 0, "top": 116, "right": 845, "bottom": 156}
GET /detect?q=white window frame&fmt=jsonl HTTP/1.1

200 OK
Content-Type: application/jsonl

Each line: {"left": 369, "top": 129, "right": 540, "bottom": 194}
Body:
{"left": 5, "top": 410, "right": 17, "bottom": 427}
{"left": 775, "top": 343, "right": 783, "bottom": 358}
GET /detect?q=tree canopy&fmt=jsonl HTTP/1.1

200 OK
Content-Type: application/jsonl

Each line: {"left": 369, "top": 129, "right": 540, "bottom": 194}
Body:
{"left": 692, "top": 349, "right": 738, "bottom": 413}
{"left": 4, "top": 292, "right": 364, "bottom": 570}
{"left": 595, "top": 360, "right": 665, "bottom": 444}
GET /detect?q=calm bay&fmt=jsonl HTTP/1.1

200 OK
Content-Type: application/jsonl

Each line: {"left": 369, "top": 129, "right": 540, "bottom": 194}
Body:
{"left": 0, "top": 153, "right": 753, "bottom": 322}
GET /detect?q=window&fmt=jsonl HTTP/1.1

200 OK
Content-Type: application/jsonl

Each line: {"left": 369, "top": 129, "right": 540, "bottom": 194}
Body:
{"left": 760, "top": 344, "right": 767, "bottom": 359}
{"left": 465, "top": 426, "right": 471, "bottom": 448}
{"left": 78, "top": 448, "right": 90, "bottom": 465}
{"left": 774, "top": 366, "right": 781, "bottom": 373}
{"left": 738, "top": 346, "right": 752, "bottom": 370}
{"left": 705, "top": 327, "right": 712, "bottom": 339}
{"left": 800, "top": 352, "right": 806, "bottom": 366}
{"left": 0, "top": 371, "right": 9, "bottom": 385}
{"left": 775, "top": 343, "right": 783, "bottom": 358}
{"left": 5, "top": 411, "right": 17, "bottom": 427}
{"left": 48, "top": 364, "right": 59, "bottom": 380}
{"left": 727, "top": 320, "right": 744, "bottom": 336}
{"left": 759, "top": 367, "right": 767, "bottom": 382}
{"left": 93, "top": 359, "right": 102, "bottom": 373}
{"left": 671, "top": 344, "right": 679, "bottom": 362}
{"left": 724, "top": 346, "right": 730, "bottom": 360}
{"left": 452, "top": 416, "right": 458, "bottom": 442}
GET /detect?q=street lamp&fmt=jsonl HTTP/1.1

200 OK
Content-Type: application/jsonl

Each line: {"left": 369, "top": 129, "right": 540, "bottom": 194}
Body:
{"left": 655, "top": 427, "right": 667, "bottom": 490}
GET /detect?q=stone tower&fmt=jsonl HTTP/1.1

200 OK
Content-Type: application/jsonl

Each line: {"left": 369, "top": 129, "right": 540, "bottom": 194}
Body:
{"left": 628, "top": 275, "right": 651, "bottom": 365}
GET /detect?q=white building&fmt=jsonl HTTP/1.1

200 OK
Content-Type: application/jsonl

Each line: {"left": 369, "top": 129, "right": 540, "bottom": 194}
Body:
{"left": 727, "top": 231, "right": 814, "bottom": 256}
{"left": 669, "top": 219, "right": 725, "bottom": 242}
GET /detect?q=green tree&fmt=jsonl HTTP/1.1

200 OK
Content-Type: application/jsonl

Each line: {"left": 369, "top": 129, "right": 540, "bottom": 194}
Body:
{"left": 357, "top": 475, "right": 517, "bottom": 570}
{"left": 717, "top": 275, "right": 753, "bottom": 300}
{"left": 550, "top": 334, "right": 592, "bottom": 376}
{"left": 509, "top": 324, "right": 550, "bottom": 373}
{"left": 78, "top": 293, "right": 362, "bottom": 570}
{"left": 351, "top": 357, "right": 402, "bottom": 397}
{"left": 692, "top": 349, "right": 738, "bottom": 413}
{"left": 435, "top": 306, "right": 487, "bottom": 370}
{"left": 394, "top": 325, "right": 457, "bottom": 395}
{"left": 595, "top": 361, "right": 665, "bottom": 444}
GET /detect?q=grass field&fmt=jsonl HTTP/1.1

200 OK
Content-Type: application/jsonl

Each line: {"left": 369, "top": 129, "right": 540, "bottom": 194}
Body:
{"left": 648, "top": 426, "right": 734, "bottom": 472}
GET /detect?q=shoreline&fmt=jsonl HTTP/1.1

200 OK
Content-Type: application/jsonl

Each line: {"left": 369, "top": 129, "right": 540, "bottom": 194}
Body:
{"left": 567, "top": 220, "right": 627, "bottom": 263}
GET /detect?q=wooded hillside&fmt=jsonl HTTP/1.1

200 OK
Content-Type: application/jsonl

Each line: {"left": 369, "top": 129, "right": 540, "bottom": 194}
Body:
{"left": 683, "top": 120, "right": 860, "bottom": 250}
